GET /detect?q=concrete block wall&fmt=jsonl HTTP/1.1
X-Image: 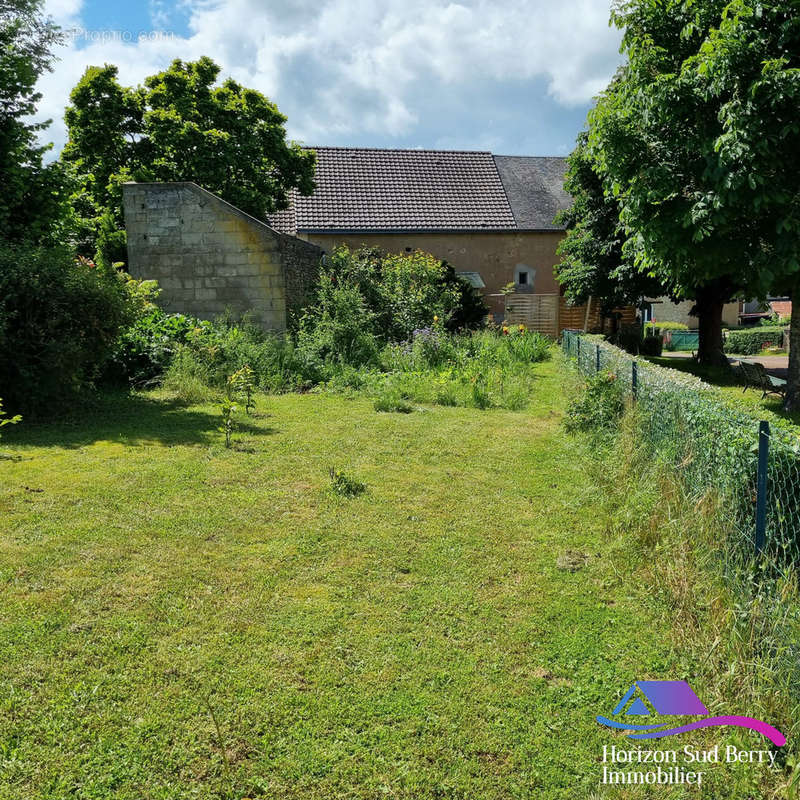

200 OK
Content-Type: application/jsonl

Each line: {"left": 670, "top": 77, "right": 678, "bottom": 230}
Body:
{"left": 122, "top": 182, "right": 322, "bottom": 329}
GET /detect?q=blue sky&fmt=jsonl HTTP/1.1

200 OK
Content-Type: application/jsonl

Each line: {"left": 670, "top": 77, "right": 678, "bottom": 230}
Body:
{"left": 37, "top": 0, "right": 624, "bottom": 157}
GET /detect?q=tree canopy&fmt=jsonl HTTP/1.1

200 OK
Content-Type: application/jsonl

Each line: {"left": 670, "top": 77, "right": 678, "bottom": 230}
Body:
{"left": 554, "top": 129, "right": 666, "bottom": 322}
{"left": 572, "top": 0, "right": 800, "bottom": 371}
{"left": 689, "top": 0, "right": 800, "bottom": 405}
{"left": 0, "top": 0, "right": 67, "bottom": 243}
{"left": 62, "top": 57, "right": 316, "bottom": 264}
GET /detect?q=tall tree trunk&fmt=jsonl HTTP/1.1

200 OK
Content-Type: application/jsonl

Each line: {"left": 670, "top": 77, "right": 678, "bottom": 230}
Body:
{"left": 693, "top": 283, "right": 729, "bottom": 366}
{"left": 784, "top": 284, "right": 800, "bottom": 411}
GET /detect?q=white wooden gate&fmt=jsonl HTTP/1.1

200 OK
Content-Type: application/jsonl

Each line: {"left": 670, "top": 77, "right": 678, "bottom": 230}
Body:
{"left": 504, "top": 293, "right": 559, "bottom": 337}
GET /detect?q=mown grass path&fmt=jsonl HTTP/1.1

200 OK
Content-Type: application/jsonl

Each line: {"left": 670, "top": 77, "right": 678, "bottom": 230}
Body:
{"left": 0, "top": 359, "right": 681, "bottom": 799}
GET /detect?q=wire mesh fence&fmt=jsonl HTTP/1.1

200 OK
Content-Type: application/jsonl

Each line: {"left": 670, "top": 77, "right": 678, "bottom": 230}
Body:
{"left": 562, "top": 330, "right": 800, "bottom": 567}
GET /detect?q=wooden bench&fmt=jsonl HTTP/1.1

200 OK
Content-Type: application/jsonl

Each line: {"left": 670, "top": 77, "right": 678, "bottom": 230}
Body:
{"left": 736, "top": 360, "right": 787, "bottom": 399}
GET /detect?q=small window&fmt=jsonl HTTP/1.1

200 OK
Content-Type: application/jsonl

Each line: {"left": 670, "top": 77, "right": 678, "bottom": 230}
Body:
{"left": 514, "top": 265, "right": 535, "bottom": 291}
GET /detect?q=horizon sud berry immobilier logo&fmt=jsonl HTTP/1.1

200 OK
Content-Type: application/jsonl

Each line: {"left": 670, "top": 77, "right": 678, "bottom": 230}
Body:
{"left": 595, "top": 680, "right": 787, "bottom": 788}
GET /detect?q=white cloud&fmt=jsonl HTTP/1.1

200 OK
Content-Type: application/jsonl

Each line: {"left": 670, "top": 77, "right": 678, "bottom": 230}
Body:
{"left": 34, "top": 0, "right": 622, "bottom": 156}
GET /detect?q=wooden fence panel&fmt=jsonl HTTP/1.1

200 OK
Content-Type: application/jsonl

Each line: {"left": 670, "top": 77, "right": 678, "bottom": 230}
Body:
{"left": 504, "top": 294, "right": 559, "bottom": 337}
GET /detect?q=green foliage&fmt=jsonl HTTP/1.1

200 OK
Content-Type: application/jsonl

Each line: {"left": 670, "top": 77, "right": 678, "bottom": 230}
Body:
{"left": 555, "top": 132, "right": 666, "bottom": 313}
{"left": 0, "top": 242, "right": 134, "bottom": 414}
{"left": 373, "top": 388, "right": 414, "bottom": 413}
{"left": 107, "top": 307, "right": 201, "bottom": 387}
{"left": 296, "top": 276, "right": 381, "bottom": 379}
{"left": 639, "top": 335, "right": 664, "bottom": 357}
{"left": 228, "top": 365, "right": 255, "bottom": 415}
{"left": 161, "top": 348, "right": 215, "bottom": 406}
{"left": 330, "top": 327, "right": 551, "bottom": 412}
{"left": 585, "top": 1, "right": 776, "bottom": 363}
{"left": 645, "top": 321, "right": 688, "bottom": 333}
{"left": 760, "top": 313, "right": 790, "bottom": 328}
{"left": 725, "top": 327, "right": 786, "bottom": 356}
{"left": 217, "top": 368, "right": 258, "bottom": 447}
{"left": 295, "top": 246, "right": 486, "bottom": 379}
{"left": 167, "top": 318, "right": 307, "bottom": 394}
{"left": 328, "top": 467, "right": 366, "bottom": 497}
{"left": 106, "top": 274, "right": 540, "bottom": 413}
{"left": 585, "top": 0, "right": 800, "bottom": 372}
{"left": 563, "top": 371, "right": 626, "bottom": 437}
{"left": 219, "top": 397, "right": 237, "bottom": 449}
{"left": 0, "top": 0, "right": 69, "bottom": 244}
{"left": 565, "top": 331, "right": 800, "bottom": 564}
{"left": 61, "top": 57, "right": 316, "bottom": 261}
{"left": 306, "top": 246, "right": 485, "bottom": 337}
{"left": 373, "top": 249, "right": 480, "bottom": 340}
{"left": 0, "top": 397, "right": 21, "bottom": 440}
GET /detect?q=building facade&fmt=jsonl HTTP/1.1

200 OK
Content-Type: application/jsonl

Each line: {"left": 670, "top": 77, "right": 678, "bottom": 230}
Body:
{"left": 268, "top": 147, "right": 627, "bottom": 336}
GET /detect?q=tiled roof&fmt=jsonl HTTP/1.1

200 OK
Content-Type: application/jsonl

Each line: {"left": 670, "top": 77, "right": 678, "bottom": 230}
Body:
{"left": 268, "top": 147, "right": 569, "bottom": 234}
{"left": 493, "top": 155, "right": 571, "bottom": 231}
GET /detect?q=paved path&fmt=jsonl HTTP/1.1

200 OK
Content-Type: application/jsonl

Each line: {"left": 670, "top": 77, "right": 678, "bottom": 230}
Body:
{"left": 660, "top": 351, "right": 788, "bottom": 378}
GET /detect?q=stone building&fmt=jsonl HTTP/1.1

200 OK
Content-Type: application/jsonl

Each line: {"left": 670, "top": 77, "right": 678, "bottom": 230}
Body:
{"left": 122, "top": 147, "right": 634, "bottom": 335}
{"left": 122, "top": 181, "right": 322, "bottom": 330}
{"left": 268, "top": 146, "right": 626, "bottom": 335}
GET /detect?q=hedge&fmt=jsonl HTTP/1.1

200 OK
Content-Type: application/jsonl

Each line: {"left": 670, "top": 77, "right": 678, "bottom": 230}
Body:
{"left": 645, "top": 321, "right": 689, "bottom": 333}
{"left": 724, "top": 327, "right": 786, "bottom": 355}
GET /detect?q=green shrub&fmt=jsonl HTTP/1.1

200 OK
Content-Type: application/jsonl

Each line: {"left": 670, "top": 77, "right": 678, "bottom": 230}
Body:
{"left": 328, "top": 467, "right": 366, "bottom": 497}
{"left": 303, "top": 245, "right": 487, "bottom": 347}
{"left": 639, "top": 335, "right": 663, "bottom": 356}
{"left": 564, "top": 371, "right": 626, "bottom": 436}
{"left": 107, "top": 307, "right": 200, "bottom": 386}
{"left": 161, "top": 348, "right": 216, "bottom": 406}
{"left": 0, "top": 243, "right": 133, "bottom": 414}
{"left": 645, "top": 321, "right": 688, "bottom": 333}
{"left": 725, "top": 327, "right": 786, "bottom": 355}
{"left": 0, "top": 398, "right": 21, "bottom": 442}
{"left": 759, "top": 313, "right": 790, "bottom": 327}
{"left": 296, "top": 277, "right": 381, "bottom": 377}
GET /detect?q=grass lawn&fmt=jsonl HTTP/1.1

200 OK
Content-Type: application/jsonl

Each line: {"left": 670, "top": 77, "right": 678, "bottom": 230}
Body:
{"left": 647, "top": 355, "right": 800, "bottom": 429}
{"left": 0, "top": 357, "right": 756, "bottom": 798}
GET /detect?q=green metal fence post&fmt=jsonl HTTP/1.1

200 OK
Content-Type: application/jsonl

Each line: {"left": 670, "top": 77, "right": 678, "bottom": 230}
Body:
{"left": 577, "top": 335, "right": 581, "bottom": 367}
{"left": 596, "top": 343, "right": 601, "bottom": 373}
{"left": 632, "top": 361, "right": 638, "bottom": 399}
{"left": 755, "top": 420, "right": 770, "bottom": 554}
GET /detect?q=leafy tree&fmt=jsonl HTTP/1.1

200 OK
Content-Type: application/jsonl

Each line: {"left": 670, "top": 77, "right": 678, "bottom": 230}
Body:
{"left": 62, "top": 57, "right": 316, "bottom": 265}
{"left": 687, "top": 0, "right": 800, "bottom": 407}
{"left": 555, "top": 129, "right": 667, "bottom": 330}
{"left": 588, "top": 0, "right": 771, "bottom": 365}
{"left": 0, "top": 0, "right": 67, "bottom": 243}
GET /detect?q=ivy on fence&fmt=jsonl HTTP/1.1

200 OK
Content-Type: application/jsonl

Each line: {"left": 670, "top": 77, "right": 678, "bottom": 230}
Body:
{"left": 562, "top": 330, "right": 800, "bottom": 567}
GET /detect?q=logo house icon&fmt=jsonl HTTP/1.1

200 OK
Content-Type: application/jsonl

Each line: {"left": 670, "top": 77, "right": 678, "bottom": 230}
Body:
{"left": 597, "top": 680, "right": 786, "bottom": 746}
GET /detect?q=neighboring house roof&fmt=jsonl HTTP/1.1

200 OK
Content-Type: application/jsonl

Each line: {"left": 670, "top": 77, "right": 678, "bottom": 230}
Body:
{"left": 493, "top": 155, "right": 570, "bottom": 231}
{"left": 267, "top": 146, "right": 569, "bottom": 235}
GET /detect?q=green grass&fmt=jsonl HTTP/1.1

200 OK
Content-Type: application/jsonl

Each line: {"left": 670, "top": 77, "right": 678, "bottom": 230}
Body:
{"left": 647, "top": 355, "right": 800, "bottom": 428}
{"left": 0, "top": 356, "right": 779, "bottom": 798}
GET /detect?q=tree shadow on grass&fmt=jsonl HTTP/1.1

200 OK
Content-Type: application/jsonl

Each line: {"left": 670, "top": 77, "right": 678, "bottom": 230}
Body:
{"left": 2, "top": 390, "right": 278, "bottom": 449}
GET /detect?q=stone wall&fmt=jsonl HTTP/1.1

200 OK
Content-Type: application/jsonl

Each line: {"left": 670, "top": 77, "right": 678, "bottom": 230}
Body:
{"left": 122, "top": 182, "right": 322, "bottom": 330}
{"left": 277, "top": 231, "right": 324, "bottom": 319}
{"left": 649, "top": 298, "right": 739, "bottom": 329}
